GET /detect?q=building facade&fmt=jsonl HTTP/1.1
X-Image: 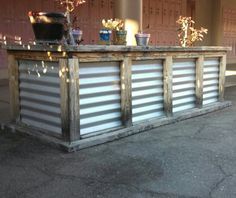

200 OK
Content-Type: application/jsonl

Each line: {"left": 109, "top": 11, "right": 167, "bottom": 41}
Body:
{"left": 0, "top": 0, "right": 236, "bottom": 80}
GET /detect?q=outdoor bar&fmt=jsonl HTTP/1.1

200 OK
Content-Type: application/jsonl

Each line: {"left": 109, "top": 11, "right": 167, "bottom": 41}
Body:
{"left": 6, "top": 44, "right": 231, "bottom": 151}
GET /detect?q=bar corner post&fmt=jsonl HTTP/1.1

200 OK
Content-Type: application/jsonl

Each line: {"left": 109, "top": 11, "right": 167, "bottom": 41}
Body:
{"left": 62, "top": 57, "right": 81, "bottom": 142}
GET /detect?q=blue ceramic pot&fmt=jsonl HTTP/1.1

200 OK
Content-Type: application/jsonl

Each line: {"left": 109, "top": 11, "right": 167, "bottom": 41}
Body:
{"left": 99, "top": 29, "right": 112, "bottom": 43}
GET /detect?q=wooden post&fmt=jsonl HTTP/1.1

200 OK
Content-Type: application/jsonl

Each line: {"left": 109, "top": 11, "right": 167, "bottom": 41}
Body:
{"left": 59, "top": 59, "right": 70, "bottom": 141}
{"left": 163, "top": 56, "right": 173, "bottom": 116}
{"left": 59, "top": 58, "right": 82, "bottom": 141}
{"left": 8, "top": 54, "right": 20, "bottom": 123}
{"left": 219, "top": 55, "right": 226, "bottom": 102}
{"left": 68, "top": 57, "right": 80, "bottom": 141}
{"left": 120, "top": 57, "right": 132, "bottom": 127}
{"left": 195, "top": 56, "right": 204, "bottom": 108}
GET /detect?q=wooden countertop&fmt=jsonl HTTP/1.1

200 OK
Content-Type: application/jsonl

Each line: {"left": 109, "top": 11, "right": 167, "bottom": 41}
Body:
{"left": 4, "top": 44, "right": 232, "bottom": 53}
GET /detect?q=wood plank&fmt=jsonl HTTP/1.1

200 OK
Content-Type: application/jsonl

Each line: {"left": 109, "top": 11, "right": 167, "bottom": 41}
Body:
{"left": 68, "top": 57, "right": 81, "bottom": 141}
{"left": 59, "top": 59, "right": 70, "bottom": 141}
{"left": 8, "top": 54, "right": 20, "bottom": 122}
{"left": 195, "top": 56, "right": 204, "bottom": 108}
{"left": 120, "top": 57, "right": 132, "bottom": 127}
{"left": 163, "top": 56, "right": 173, "bottom": 116}
{"left": 219, "top": 55, "right": 226, "bottom": 102}
{"left": 5, "top": 44, "right": 231, "bottom": 53}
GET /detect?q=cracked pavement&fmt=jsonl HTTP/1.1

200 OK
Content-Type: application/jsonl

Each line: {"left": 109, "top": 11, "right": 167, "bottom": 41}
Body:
{"left": 1, "top": 85, "right": 236, "bottom": 198}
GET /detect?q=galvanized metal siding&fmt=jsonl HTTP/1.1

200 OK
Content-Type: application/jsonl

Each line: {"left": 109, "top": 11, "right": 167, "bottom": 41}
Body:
{"left": 79, "top": 62, "right": 122, "bottom": 135}
{"left": 132, "top": 60, "right": 164, "bottom": 123}
{"left": 19, "top": 60, "right": 62, "bottom": 134}
{"left": 203, "top": 58, "right": 220, "bottom": 105}
{"left": 172, "top": 59, "right": 196, "bottom": 113}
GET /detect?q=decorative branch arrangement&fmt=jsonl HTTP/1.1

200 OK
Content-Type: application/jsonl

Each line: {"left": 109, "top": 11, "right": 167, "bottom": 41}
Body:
{"left": 176, "top": 16, "right": 208, "bottom": 47}
{"left": 58, "top": 0, "right": 86, "bottom": 45}
{"left": 59, "top": 0, "right": 86, "bottom": 12}
{"left": 100, "top": 19, "right": 127, "bottom": 45}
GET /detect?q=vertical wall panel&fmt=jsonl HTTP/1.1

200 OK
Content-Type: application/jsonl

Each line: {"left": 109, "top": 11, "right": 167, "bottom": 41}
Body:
{"left": 203, "top": 58, "right": 220, "bottom": 105}
{"left": 222, "top": 8, "right": 236, "bottom": 60}
{"left": 143, "top": 0, "right": 186, "bottom": 46}
{"left": 79, "top": 61, "right": 122, "bottom": 135}
{"left": 172, "top": 59, "right": 196, "bottom": 113}
{"left": 132, "top": 60, "right": 164, "bottom": 123}
{"left": 19, "top": 60, "right": 62, "bottom": 135}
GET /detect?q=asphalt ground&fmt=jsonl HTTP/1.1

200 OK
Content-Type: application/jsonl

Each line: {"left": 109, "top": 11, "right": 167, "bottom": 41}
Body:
{"left": 1, "top": 85, "right": 236, "bottom": 198}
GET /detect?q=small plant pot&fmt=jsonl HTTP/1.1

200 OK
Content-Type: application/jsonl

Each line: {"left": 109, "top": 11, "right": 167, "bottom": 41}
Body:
{"left": 135, "top": 33, "right": 151, "bottom": 46}
{"left": 72, "top": 29, "right": 83, "bottom": 44}
{"left": 99, "top": 29, "right": 112, "bottom": 45}
{"left": 28, "top": 11, "right": 66, "bottom": 42}
{"left": 113, "top": 30, "right": 127, "bottom": 45}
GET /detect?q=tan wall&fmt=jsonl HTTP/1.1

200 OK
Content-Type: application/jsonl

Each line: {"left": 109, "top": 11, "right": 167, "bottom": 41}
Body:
{"left": 195, "top": 0, "right": 236, "bottom": 64}
{"left": 114, "top": 0, "right": 142, "bottom": 45}
{"left": 195, "top": 0, "right": 214, "bottom": 45}
{"left": 220, "top": 0, "right": 236, "bottom": 63}
{"left": 221, "top": 0, "right": 236, "bottom": 8}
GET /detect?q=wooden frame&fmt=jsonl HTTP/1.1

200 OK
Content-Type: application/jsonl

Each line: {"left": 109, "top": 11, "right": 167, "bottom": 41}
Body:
{"left": 6, "top": 45, "right": 230, "bottom": 148}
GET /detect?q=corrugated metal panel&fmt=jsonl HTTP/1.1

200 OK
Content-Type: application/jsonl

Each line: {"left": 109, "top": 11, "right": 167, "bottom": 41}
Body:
{"left": 132, "top": 60, "right": 164, "bottom": 123}
{"left": 173, "top": 59, "right": 196, "bottom": 113}
{"left": 203, "top": 58, "right": 220, "bottom": 105}
{"left": 19, "top": 60, "right": 62, "bottom": 134}
{"left": 79, "top": 62, "right": 122, "bottom": 135}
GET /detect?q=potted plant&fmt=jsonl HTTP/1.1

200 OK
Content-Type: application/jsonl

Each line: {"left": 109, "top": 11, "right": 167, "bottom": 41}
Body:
{"left": 59, "top": 0, "right": 86, "bottom": 45}
{"left": 28, "top": 0, "right": 86, "bottom": 45}
{"left": 28, "top": 11, "right": 66, "bottom": 43}
{"left": 99, "top": 19, "right": 114, "bottom": 45}
{"left": 111, "top": 19, "right": 126, "bottom": 45}
{"left": 71, "top": 16, "right": 83, "bottom": 44}
{"left": 100, "top": 19, "right": 127, "bottom": 45}
{"left": 135, "top": 32, "right": 151, "bottom": 46}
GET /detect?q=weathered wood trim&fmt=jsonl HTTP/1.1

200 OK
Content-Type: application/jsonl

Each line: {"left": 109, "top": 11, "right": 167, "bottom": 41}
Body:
{"left": 8, "top": 54, "right": 20, "bottom": 122}
{"left": 172, "top": 52, "right": 225, "bottom": 59}
{"left": 10, "top": 51, "right": 66, "bottom": 62}
{"left": 204, "top": 53, "right": 227, "bottom": 58}
{"left": 68, "top": 57, "right": 80, "bottom": 141}
{"left": 4, "top": 100, "right": 231, "bottom": 152}
{"left": 76, "top": 57, "right": 124, "bottom": 63}
{"left": 120, "top": 57, "right": 132, "bottom": 127}
{"left": 59, "top": 59, "right": 70, "bottom": 140}
{"left": 9, "top": 51, "right": 228, "bottom": 64}
{"left": 132, "top": 55, "right": 168, "bottom": 60}
{"left": 70, "top": 101, "right": 232, "bottom": 151}
{"left": 5, "top": 44, "right": 231, "bottom": 53}
{"left": 195, "top": 56, "right": 204, "bottom": 108}
{"left": 219, "top": 55, "right": 226, "bottom": 102}
{"left": 163, "top": 56, "right": 173, "bottom": 116}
